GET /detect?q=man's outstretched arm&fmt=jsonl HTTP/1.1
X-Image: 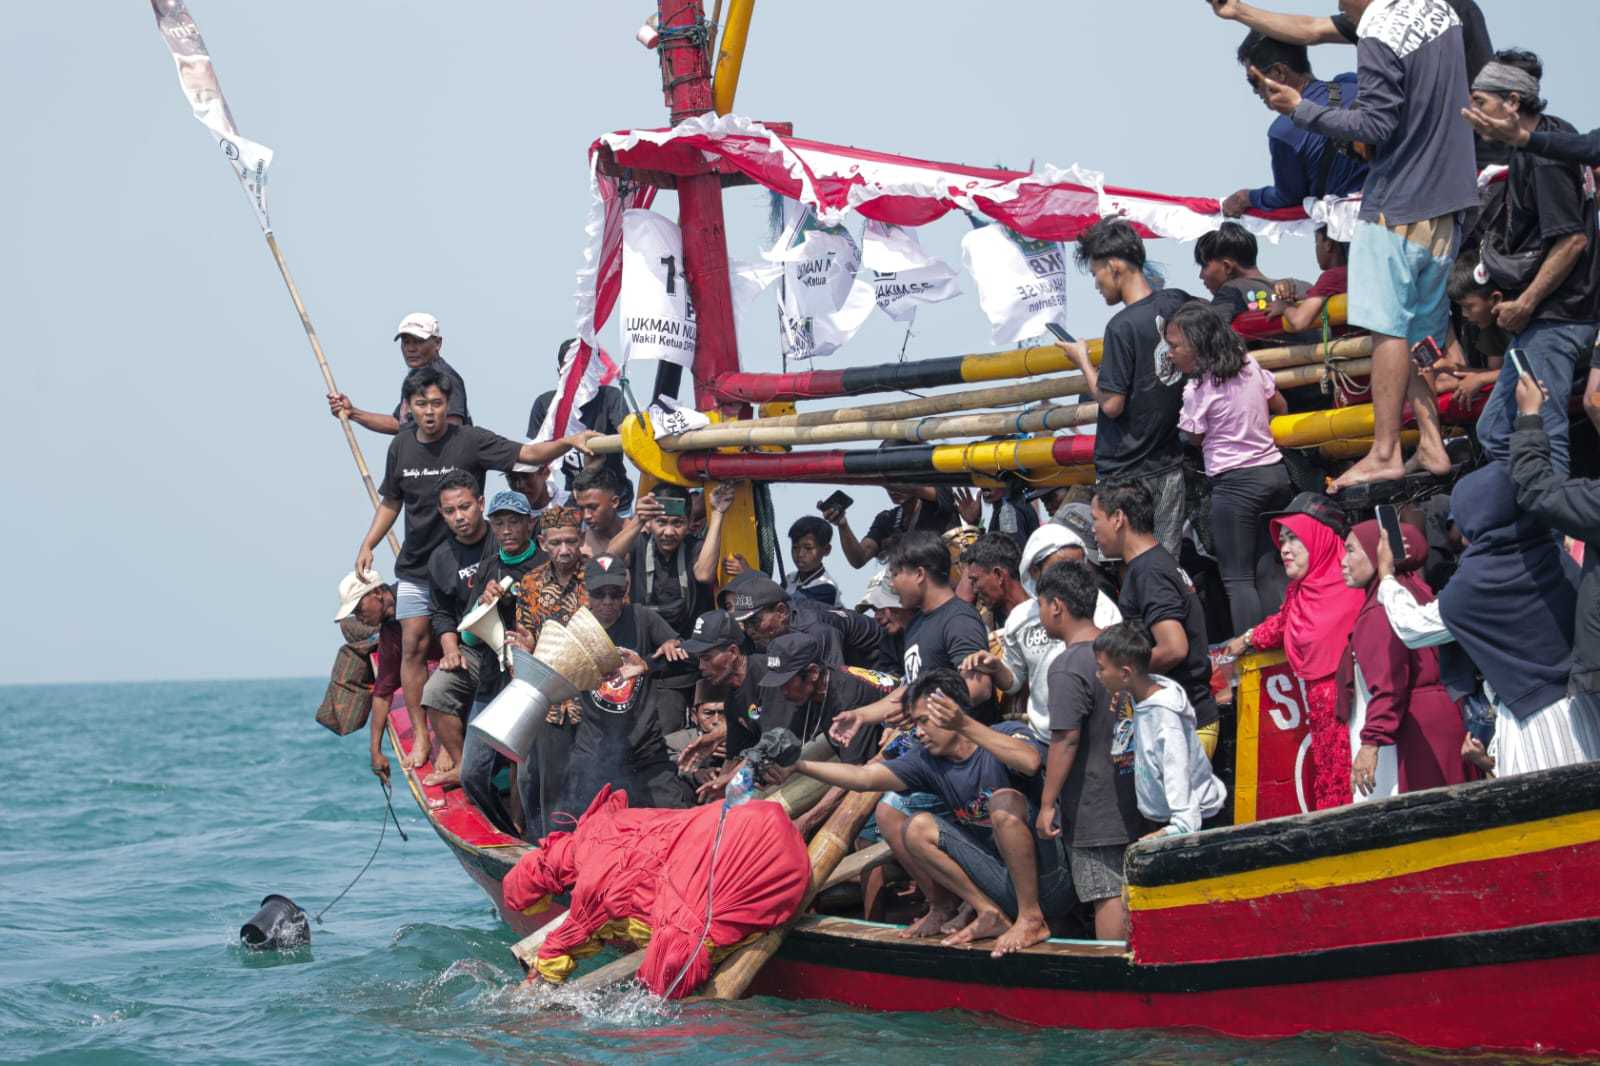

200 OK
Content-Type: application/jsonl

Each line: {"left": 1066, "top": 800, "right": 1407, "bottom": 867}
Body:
{"left": 1207, "top": 0, "right": 1347, "bottom": 46}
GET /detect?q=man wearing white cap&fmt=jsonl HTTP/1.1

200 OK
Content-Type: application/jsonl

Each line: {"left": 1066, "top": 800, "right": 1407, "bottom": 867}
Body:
{"left": 327, "top": 311, "right": 472, "bottom": 435}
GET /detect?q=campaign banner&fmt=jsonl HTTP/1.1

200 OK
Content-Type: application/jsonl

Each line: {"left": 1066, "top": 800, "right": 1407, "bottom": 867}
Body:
{"left": 960, "top": 224, "right": 1070, "bottom": 345}
{"left": 769, "top": 201, "right": 875, "bottom": 359}
{"left": 620, "top": 209, "right": 698, "bottom": 368}
{"left": 149, "top": 1, "right": 274, "bottom": 231}
{"left": 862, "top": 220, "right": 961, "bottom": 322}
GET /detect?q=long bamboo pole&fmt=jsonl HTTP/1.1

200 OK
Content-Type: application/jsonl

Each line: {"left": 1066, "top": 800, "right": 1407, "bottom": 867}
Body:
{"left": 265, "top": 233, "right": 400, "bottom": 556}
{"left": 711, "top": 0, "right": 755, "bottom": 114}
{"left": 589, "top": 335, "right": 1373, "bottom": 455}
{"left": 620, "top": 355, "right": 1374, "bottom": 454}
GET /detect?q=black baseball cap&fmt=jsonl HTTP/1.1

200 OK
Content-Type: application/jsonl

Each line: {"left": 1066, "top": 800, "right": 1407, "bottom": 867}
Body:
{"left": 682, "top": 609, "right": 742, "bottom": 655}
{"left": 758, "top": 630, "right": 827, "bottom": 688}
{"left": 725, "top": 570, "right": 787, "bottom": 622}
{"left": 1263, "top": 492, "right": 1350, "bottom": 540}
{"left": 583, "top": 556, "right": 628, "bottom": 592}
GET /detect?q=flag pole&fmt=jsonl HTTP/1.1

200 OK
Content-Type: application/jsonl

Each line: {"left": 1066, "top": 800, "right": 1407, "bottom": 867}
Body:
{"left": 263, "top": 232, "right": 400, "bottom": 557}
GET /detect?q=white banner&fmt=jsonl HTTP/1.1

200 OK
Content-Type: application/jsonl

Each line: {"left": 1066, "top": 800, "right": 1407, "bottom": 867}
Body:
{"left": 960, "top": 224, "right": 1069, "bottom": 345}
{"left": 769, "top": 202, "right": 875, "bottom": 359}
{"left": 647, "top": 395, "right": 713, "bottom": 439}
{"left": 620, "top": 209, "right": 698, "bottom": 368}
{"left": 150, "top": 0, "right": 274, "bottom": 232}
{"left": 862, "top": 220, "right": 961, "bottom": 322}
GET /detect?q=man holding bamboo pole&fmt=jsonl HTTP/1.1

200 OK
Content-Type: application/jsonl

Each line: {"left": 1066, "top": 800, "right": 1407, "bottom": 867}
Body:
{"left": 352, "top": 366, "right": 599, "bottom": 769}
{"left": 327, "top": 313, "right": 471, "bottom": 436}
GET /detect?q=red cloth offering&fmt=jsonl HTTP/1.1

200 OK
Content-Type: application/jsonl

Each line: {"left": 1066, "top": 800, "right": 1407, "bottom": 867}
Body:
{"left": 502, "top": 785, "right": 810, "bottom": 998}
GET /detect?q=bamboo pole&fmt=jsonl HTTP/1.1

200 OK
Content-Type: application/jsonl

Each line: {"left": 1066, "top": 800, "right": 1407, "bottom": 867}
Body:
{"left": 265, "top": 233, "right": 400, "bottom": 556}
{"left": 589, "top": 335, "right": 1373, "bottom": 455}
{"left": 820, "top": 841, "right": 893, "bottom": 891}
{"left": 630, "top": 356, "right": 1375, "bottom": 454}
{"left": 510, "top": 910, "right": 570, "bottom": 972}
{"left": 711, "top": 0, "right": 755, "bottom": 114}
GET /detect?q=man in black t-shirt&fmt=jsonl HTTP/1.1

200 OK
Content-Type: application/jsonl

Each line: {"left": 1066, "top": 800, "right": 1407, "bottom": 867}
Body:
{"left": 459, "top": 490, "right": 545, "bottom": 837}
{"left": 417, "top": 472, "right": 494, "bottom": 786}
{"left": 822, "top": 485, "right": 959, "bottom": 570}
{"left": 678, "top": 609, "right": 765, "bottom": 800}
{"left": 550, "top": 557, "right": 695, "bottom": 822}
{"left": 1468, "top": 51, "right": 1600, "bottom": 480}
{"left": 1060, "top": 219, "right": 1193, "bottom": 556}
{"left": 1090, "top": 481, "right": 1222, "bottom": 755}
{"left": 887, "top": 531, "right": 992, "bottom": 705}
{"left": 353, "top": 365, "right": 599, "bottom": 771}
{"left": 726, "top": 570, "right": 881, "bottom": 670}
{"left": 1195, "top": 223, "right": 1316, "bottom": 341}
{"left": 627, "top": 484, "right": 718, "bottom": 642}
{"left": 326, "top": 311, "right": 472, "bottom": 436}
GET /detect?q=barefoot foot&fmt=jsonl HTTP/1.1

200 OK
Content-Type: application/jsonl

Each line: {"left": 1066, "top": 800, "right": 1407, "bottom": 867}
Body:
{"left": 1330, "top": 452, "right": 1406, "bottom": 492}
{"left": 991, "top": 913, "right": 1050, "bottom": 957}
{"left": 900, "top": 907, "right": 959, "bottom": 939}
{"left": 423, "top": 766, "right": 461, "bottom": 789}
{"left": 432, "top": 747, "right": 457, "bottom": 775}
{"left": 941, "top": 909, "right": 1010, "bottom": 948}
{"left": 405, "top": 741, "right": 431, "bottom": 771}
{"left": 940, "top": 903, "right": 975, "bottom": 935}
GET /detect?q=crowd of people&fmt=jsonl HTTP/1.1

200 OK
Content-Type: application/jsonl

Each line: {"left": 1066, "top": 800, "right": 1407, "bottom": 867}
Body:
{"left": 323, "top": 0, "right": 1600, "bottom": 957}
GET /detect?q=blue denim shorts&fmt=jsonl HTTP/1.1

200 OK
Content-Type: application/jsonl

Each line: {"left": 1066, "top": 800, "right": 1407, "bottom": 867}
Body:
{"left": 857, "top": 791, "right": 950, "bottom": 844}
{"left": 1348, "top": 214, "right": 1458, "bottom": 346}
{"left": 395, "top": 578, "right": 431, "bottom": 621}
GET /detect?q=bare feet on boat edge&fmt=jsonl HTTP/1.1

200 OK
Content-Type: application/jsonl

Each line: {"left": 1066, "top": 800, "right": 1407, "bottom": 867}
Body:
{"left": 900, "top": 907, "right": 959, "bottom": 939}
{"left": 991, "top": 913, "right": 1050, "bottom": 958}
{"left": 941, "top": 903, "right": 975, "bottom": 935}
{"left": 941, "top": 909, "right": 1010, "bottom": 948}
{"left": 405, "top": 740, "right": 431, "bottom": 770}
{"left": 1329, "top": 453, "right": 1406, "bottom": 492}
{"left": 423, "top": 766, "right": 461, "bottom": 789}
{"left": 432, "top": 748, "right": 457, "bottom": 775}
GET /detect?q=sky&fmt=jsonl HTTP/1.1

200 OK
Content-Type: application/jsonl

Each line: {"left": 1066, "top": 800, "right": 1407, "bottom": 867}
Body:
{"left": 3, "top": 1, "right": 1588, "bottom": 685}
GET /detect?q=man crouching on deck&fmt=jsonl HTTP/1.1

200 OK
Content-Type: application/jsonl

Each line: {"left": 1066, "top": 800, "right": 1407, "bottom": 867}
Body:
{"left": 791, "top": 668, "right": 1075, "bottom": 957}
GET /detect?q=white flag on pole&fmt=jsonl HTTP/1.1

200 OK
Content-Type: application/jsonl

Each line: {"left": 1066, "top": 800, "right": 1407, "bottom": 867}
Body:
{"left": 862, "top": 220, "right": 962, "bottom": 322}
{"left": 620, "top": 209, "right": 698, "bottom": 368}
{"left": 768, "top": 201, "right": 875, "bottom": 359}
{"left": 960, "top": 225, "right": 1070, "bottom": 345}
{"left": 150, "top": 1, "right": 274, "bottom": 232}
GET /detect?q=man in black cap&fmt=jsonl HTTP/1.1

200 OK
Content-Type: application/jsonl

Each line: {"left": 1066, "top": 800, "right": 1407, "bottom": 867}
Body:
{"left": 748, "top": 632, "right": 896, "bottom": 766}
{"left": 726, "top": 570, "right": 882, "bottom": 670}
{"left": 582, "top": 554, "right": 695, "bottom": 734}
{"left": 678, "top": 608, "right": 761, "bottom": 799}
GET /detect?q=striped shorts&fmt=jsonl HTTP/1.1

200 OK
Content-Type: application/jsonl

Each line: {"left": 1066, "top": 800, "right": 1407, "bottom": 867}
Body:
{"left": 1489, "top": 690, "right": 1600, "bottom": 777}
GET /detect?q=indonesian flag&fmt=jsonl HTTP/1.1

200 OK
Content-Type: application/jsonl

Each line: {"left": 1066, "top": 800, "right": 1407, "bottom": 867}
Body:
{"left": 534, "top": 158, "right": 655, "bottom": 444}
{"left": 149, "top": 1, "right": 274, "bottom": 232}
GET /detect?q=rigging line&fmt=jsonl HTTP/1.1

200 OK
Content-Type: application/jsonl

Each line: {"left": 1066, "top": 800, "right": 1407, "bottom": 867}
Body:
{"left": 315, "top": 778, "right": 406, "bottom": 925}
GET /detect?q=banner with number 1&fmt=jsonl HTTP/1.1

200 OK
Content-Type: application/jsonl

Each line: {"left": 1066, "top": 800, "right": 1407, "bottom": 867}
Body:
{"left": 620, "top": 209, "right": 698, "bottom": 368}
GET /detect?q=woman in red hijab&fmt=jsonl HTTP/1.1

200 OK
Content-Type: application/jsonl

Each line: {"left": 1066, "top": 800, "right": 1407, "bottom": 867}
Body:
{"left": 1226, "top": 494, "right": 1365, "bottom": 809}
{"left": 1337, "top": 519, "right": 1469, "bottom": 799}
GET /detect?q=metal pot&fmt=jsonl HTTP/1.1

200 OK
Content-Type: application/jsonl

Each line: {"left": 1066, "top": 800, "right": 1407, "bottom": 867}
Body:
{"left": 467, "top": 650, "right": 579, "bottom": 762}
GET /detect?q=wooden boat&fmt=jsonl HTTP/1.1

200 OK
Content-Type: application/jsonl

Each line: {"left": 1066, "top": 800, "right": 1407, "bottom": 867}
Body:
{"left": 390, "top": 696, "right": 1600, "bottom": 1055}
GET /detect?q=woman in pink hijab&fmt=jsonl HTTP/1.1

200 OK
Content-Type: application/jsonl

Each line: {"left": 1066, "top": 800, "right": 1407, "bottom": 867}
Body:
{"left": 1226, "top": 494, "right": 1365, "bottom": 809}
{"left": 1336, "top": 519, "right": 1469, "bottom": 799}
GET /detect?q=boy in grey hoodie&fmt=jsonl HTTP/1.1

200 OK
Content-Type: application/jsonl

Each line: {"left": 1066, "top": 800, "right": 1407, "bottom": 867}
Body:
{"left": 1093, "top": 623, "right": 1227, "bottom": 838}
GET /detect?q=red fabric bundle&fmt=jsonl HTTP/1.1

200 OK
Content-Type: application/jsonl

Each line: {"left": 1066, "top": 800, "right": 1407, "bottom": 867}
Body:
{"left": 501, "top": 786, "right": 810, "bottom": 998}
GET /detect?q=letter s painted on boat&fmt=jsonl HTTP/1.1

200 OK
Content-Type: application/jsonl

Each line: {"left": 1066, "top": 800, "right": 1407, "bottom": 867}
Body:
{"left": 1263, "top": 673, "right": 1304, "bottom": 731}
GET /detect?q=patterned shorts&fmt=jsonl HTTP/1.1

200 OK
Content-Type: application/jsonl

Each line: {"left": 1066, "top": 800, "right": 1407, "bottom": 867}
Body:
{"left": 1068, "top": 843, "right": 1127, "bottom": 902}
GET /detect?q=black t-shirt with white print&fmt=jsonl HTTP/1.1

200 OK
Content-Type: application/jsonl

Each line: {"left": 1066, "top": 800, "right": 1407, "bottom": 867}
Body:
{"left": 1092, "top": 287, "right": 1192, "bottom": 480}
{"left": 901, "top": 596, "right": 989, "bottom": 685}
{"left": 379, "top": 424, "right": 523, "bottom": 580}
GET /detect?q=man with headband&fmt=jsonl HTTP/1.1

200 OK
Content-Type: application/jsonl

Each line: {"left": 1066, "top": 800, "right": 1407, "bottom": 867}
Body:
{"left": 1466, "top": 50, "right": 1600, "bottom": 471}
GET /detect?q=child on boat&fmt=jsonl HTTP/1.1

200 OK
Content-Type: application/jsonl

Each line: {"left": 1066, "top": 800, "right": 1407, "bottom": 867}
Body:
{"left": 1093, "top": 623, "right": 1227, "bottom": 838}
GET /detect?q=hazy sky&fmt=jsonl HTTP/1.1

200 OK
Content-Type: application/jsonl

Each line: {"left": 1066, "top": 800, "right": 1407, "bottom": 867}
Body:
{"left": 4, "top": 2, "right": 1586, "bottom": 684}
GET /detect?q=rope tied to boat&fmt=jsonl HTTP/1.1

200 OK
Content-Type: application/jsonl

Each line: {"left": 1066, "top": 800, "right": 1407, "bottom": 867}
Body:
{"left": 314, "top": 778, "right": 408, "bottom": 925}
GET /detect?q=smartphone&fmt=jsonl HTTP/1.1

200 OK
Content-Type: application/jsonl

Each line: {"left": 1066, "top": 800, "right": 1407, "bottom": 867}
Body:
{"left": 659, "top": 495, "right": 688, "bottom": 518}
{"left": 1375, "top": 504, "right": 1407, "bottom": 564}
{"left": 1045, "top": 322, "right": 1076, "bottom": 345}
{"left": 1506, "top": 347, "right": 1531, "bottom": 379}
{"left": 1409, "top": 336, "right": 1442, "bottom": 370}
{"left": 820, "top": 490, "right": 854, "bottom": 514}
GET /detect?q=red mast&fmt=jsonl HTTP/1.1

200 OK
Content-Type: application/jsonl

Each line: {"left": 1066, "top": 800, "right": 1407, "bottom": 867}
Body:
{"left": 652, "top": 1, "right": 744, "bottom": 416}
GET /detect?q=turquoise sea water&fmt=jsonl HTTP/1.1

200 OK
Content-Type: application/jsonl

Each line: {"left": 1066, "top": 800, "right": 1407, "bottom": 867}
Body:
{"left": 3, "top": 679, "right": 1461, "bottom": 1064}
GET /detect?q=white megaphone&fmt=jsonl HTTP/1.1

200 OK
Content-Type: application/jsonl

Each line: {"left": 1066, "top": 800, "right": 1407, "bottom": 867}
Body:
{"left": 458, "top": 577, "right": 514, "bottom": 660}
{"left": 469, "top": 649, "right": 580, "bottom": 762}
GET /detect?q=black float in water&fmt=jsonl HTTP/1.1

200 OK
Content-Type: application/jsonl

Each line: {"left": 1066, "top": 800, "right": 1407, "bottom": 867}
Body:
{"left": 240, "top": 894, "right": 311, "bottom": 951}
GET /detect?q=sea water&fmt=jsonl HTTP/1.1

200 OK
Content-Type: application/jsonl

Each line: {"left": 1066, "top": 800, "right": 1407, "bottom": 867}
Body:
{"left": 2, "top": 679, "right": 1437, "bottom": 1064}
